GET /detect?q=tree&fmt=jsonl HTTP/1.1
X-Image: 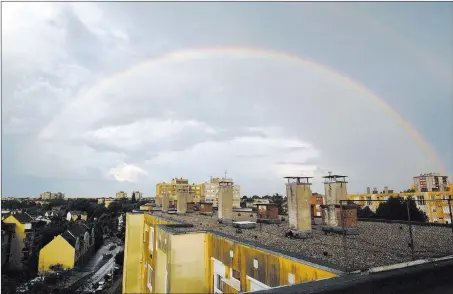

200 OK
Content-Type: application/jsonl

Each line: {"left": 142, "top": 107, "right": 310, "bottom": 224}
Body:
{"left": 357, "top": 206, "right": 375, "bottom": 218}
{"left": 49, "top": 263, "right": 64, "bottom": 273}
{"left": 131, "top": 193, "right": 136, "bottom": 203}
{"left": 375, "top": 197, "right": 428, "bottom": 222}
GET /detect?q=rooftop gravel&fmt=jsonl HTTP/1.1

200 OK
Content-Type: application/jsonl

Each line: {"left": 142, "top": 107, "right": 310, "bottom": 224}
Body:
{"left": 150, "top": 211, "right": 453, "bottom": 272}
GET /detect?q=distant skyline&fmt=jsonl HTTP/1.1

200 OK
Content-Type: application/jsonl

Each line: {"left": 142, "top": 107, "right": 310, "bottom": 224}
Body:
{"left": 2, "top": 2, "right": 452, "bottom": 197}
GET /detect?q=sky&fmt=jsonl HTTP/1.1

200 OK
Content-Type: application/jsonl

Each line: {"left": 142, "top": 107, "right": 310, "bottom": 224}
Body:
{"left": 2, "top": 2, "right": 452, "bottom": 197}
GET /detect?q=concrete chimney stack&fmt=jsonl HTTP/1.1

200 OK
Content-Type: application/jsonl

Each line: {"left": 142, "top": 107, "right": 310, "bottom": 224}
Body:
{"left": 155, "top": 196, "right": 162, "bottom": 207}
{"left": 162, "top": 192, "right": 169, "bottom": 212}
{"left": 322, "top": 174, "right": 348, "bottom": 227}
{"left": 321, "top": 174, "right": 358, "bottom": 235}
{"left": 177, "top": 191, "right": 187, "bottom": 214}
{"left": 366, "top": 187, "right": 371, "bottom": 194}
{"left": 218, "top": 180, "right": 233, "bottom": 223}
{"left": 284, "top": 176, "right": 313, "bottom": 238}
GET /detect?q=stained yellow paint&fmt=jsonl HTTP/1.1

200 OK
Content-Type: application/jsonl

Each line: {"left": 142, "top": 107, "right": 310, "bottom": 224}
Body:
{"left": 169, "top": 233, "right": 207, "bottom": 293}
{"left": 123, "top": 213, "right": 145, "bottom": 294}
{"left": 206, "top": 233, "right": 338, "bottom": 293}
{"left": 123, "top": 213, "right": 339, "bottom": 294}
{"left": 38, "top": 235, "right": 75, "bottom": 272}
{"left": 3, "top": 215, "right": 27, "bottom": 269}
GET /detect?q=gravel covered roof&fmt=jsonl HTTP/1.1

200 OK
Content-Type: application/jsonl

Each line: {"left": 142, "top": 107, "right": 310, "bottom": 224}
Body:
{"left": 150, "top": 211, "right": 453, "bottom": 272}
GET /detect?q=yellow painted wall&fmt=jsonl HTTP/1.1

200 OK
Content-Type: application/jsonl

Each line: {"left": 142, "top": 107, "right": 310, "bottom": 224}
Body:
{"left": 3, "top": 215, "right": 26, "bottom": 269}
{"left": 206, "top": 233, "right": 338, "bottom": 293}
{"left": 155, "top": 248, "right": 168, "bottom": 294}
{"left": 123, "top": 213, "right": 339, "bottom": 294}
{"left": 38, "top": 235, "right": 75, "bottom": 272}
{"left": 348, "top": 191, "right": 453, "bottom": 223}
{"left": 156, "top": 183, "right": 203, "bottom": 201}
{"left": 169, "top": 233, "right": 207, "bottom": 293}
{"left": 123, "top": 213, "right": 145, "bottom": 294}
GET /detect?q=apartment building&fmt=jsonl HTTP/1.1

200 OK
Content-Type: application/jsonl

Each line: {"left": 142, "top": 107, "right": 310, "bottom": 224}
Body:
{"left": 203, "top": 177, "right": 241, "bottom": 208}
{"left": 40, "top": 192, "right": 65, "bottom": 200}
{"left": 413, "top": 173, "right": 450, "bottom": 192}
{"left": 132, "top": 191, "right": 143, "bottom": 201}
{"left": 1, "top": 222, "right": 15, "bottom": 267}
{"left": 348, "top": 191, "right": 453, "bottom": 224}
{"left": 122, "top": 212, "right": 340, "bottom": 294}
{"left": 156, "top": 178, "right": 203, "bottom": 202}
{"left": 123, "top": 177, "right": 351, "bottom": 293}
{"left": 116, "top": 191, "right": 128, "bottom": 199}
{"left": 2, "top": 213, "right": 46, "bottom": 269}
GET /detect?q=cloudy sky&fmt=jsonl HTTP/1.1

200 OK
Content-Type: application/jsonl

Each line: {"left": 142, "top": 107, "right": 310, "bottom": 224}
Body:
{"left": 2, "top": 2, "right": 452, "bottom": 197}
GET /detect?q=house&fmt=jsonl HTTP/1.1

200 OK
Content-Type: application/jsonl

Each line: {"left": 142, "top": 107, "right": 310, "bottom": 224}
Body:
{"left": 45, "top": 206, "right": 67, "bottom": 217}
{"left": 2, "top": 213, "right": 46, "bottom": 269}
{"left": 1, "top": 222, "right": 16, "bottom": 267}
{"left": 66, "top": 211, "right": 88, "bottom": 222}
{"left": 38, "top": 223, "right": 95, "bottom": 272}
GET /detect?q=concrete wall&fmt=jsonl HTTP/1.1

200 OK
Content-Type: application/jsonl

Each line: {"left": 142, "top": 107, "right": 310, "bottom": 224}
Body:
{"left": 162, "top": 193, "right": 169, "bottom": 212}
{"left": 286, "top": 183, "right": 312, "bottom": 232}
{"left": 218, "top": 185, "right": 233, "bottom": 220}
{"left": 177, "top": 192, "right": 187, "bottom": 214}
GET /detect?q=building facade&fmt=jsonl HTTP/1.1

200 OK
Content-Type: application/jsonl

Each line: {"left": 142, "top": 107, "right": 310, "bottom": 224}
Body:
{"left": 2, "top": 213, "right": 46, "bottom": 269}
{"left": 348, "top": 191, "right": 453, "bottom": 224}
{"left": 122, "top": 212, "right": 339, "bottom": 294}
{"left": 132, "top": 191, "right": 143, "bottom": 201}
{"left": 66, "top": 211, "right": 88, "bottom": 222}
{"left": 156, "top": 178, "right": 204, "bottom": 202}
{"left": 203, "top": 178, "right": 241, "bottom": 208}
{"left": 413, "top": 173, "right": 450, "bottom": 192}
{"left": 1, "top": 222, "right": 15, "bottom": 267}
{"left": 40, "top": 192, "right": 65, "bottom": 200}
{"left": 116, "top": 191, "right": 128, "bottom": 199}
{"left": 38, "top": 223, "right": 95, "bottom": 273}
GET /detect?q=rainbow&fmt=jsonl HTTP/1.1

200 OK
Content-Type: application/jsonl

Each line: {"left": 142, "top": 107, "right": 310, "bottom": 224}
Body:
{"left": 48, "top": 46, "right": 447, "bottom": 174}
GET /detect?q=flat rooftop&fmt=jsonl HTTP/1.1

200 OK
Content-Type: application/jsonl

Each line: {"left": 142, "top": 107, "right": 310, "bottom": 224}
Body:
{"left": 148, "top": 211, "right": 453, "bottom": 272}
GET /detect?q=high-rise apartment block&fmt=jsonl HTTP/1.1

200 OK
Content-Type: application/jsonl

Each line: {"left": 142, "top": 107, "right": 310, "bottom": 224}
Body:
{"left": 413, "top": 173, "right": 450, "bottom": 192}
{"left": 203, "top": 177, "right": 241, "bottom": 208}
{"left": 156, "top": 178, "right": 203, "bottom": 202}
{"left": 40, "top": 192, "right": 65, "bottom": 200}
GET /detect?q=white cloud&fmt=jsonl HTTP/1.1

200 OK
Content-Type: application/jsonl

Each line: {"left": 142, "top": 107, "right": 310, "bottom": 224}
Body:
{"left": 3, "top": 2, "right": 451, "bottom": 196}
{"left": 108, "top": 164, "right": 148, "bottom": 182}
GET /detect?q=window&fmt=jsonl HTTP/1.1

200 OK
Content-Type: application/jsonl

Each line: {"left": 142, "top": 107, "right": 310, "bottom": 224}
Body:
{"left": 288, "top": 273, "right": 295, "bottom": 285}
{"left": 213, "top": 274, "right": 223, "bottom": 293}
{"left": 231, "top": 269, "right": 240, "bottom": 281}
{"left": 147, "top": 265, "right": 153, "bottom": 291}
{"left": 149, "top": 227, "right": 154, "bottom": 251}
{"left": 417, "top": 196, "right": 425, "bottom": 205}
{"left": 247, "top": 276, "right": 271, "bottom": 292}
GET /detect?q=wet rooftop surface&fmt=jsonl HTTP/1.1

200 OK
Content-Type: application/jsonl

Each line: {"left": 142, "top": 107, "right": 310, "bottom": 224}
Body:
{"left": 149, "top": 211, "right": 453, "bottom": 272}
